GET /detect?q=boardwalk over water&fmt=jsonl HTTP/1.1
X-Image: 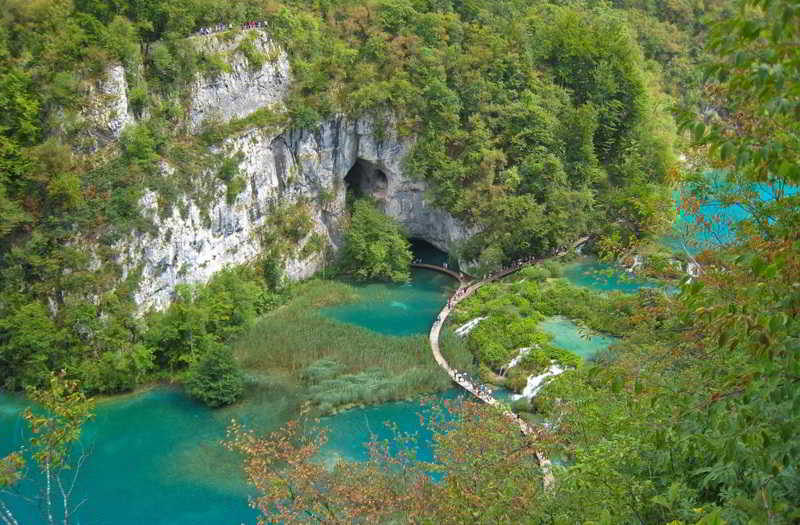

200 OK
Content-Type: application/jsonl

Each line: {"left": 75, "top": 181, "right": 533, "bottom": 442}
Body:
{"left": 410, "top": 263, "right": 471, "bottom": 283}
{"left": 427, "top": 260, "right": 555, "bottom": 490}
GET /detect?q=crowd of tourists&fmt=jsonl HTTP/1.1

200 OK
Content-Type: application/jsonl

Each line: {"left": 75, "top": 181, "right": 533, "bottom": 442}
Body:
{"left": 454, "top": 371, "right": 493, "bottom": 394}
{"left": 196, "top": 20, "right": 267, "bottom": 36}
{"left": 446, "top": 286, "right": 469, "bottom": 309}
{"left": 480, "top": 255, "right": 536, "bottom": 281}
{"left": 429, "top": 258, "right": 539, "bottom": 436}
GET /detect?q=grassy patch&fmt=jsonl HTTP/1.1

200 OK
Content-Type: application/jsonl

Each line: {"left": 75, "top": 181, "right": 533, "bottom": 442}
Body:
{"left": 232, "top": 279, "right": 458, "bottom": 413}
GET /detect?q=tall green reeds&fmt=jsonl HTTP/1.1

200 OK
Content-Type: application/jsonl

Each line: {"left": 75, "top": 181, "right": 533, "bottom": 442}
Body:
{"left": 232, "top": 279, "right": 454, "bottom": 413}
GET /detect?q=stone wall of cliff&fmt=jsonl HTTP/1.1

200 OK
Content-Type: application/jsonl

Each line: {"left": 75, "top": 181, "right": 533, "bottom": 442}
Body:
{"left": 85, "top": 29, "right": 470, "bottom": 311}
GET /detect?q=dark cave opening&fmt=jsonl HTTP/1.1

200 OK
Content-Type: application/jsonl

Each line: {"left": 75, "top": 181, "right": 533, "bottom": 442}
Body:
{"left": 344, "top": 159, "right": 388, "bottom": 203}
{"left": 409, "top": 237, "right": 455, "bottom": 269}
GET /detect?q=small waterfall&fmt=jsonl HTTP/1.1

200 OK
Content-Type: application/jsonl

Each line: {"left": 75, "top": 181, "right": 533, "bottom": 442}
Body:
{"left": 504, "top": 346, "right": 534, "bottom": 372}
{"left": 685, "top": 262, "right": 701, "bottom": 283}
{"left": 455, "top": 316, "right": 486, "bottom": 337}
{"left": 512, "top": 362, "right": 566, "bottom": 401}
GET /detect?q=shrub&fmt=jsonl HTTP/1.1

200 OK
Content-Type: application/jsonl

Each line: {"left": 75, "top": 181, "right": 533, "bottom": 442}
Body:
{"left": 185, "top": 337, "right": 244, "bottom": 407}
{"left": 340, "top": 199, "right": 412, "bottom": 282}
{"left": 510, "top": 398, "right": 534, "bottom": 414}
{"left": 237, "top": 36, "right": 267, "bottom": 70}
{"left": 506, "top": 368, "right": 530, "bottom": 393}
{"left": 542, "top": 260, "right": 564, "bottom": 277}
{"left": 75, "top": 345, "right": 154, "bottom": 394}
{"left": 520, "top": 265, "right": 551, "bottom": 282}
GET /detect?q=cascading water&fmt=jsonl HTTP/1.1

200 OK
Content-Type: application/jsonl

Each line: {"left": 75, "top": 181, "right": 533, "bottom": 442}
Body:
{"left": 504, "top": 347, "right": 534, "bottom": 371}
{"left": 454, "top": 316, "right": 486, "bottom": 337}
{"left": 627, "top": 255, "right": 643, "bottom": 273}
{"left": 512, "top": 363, "right": 567, "bottom": 401}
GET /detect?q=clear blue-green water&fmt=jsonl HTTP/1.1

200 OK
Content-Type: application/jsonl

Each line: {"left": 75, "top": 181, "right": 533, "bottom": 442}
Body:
{"left": 0, "top": 267, "right": 456, "bottom": 524}
{"left": 0, "top": 234, "right": 653, "bottom": 524}
{"left": 318, "top": 389, "right": 465, "bottom": 466}
{"left": 538, "top": 316, "right": 617, "bottom": 359}
{"left": 1, "top": 387, "right": 463, "bottom": 525}
{"left": 321, "top": 268, "right": 457, "bottom": 335}
{"left": 2, "top": 388, "right": 259, "bottom": 524}
{"left": 563, "top": 258, "right": 656, "bottom": 293}
{"left": 662, "top": 170, "right": 798, "bottom": 254}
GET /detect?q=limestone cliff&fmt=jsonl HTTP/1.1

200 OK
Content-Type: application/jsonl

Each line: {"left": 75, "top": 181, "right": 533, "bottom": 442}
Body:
{"left": 89, "top": 29, "right": 470, "bottom": 311}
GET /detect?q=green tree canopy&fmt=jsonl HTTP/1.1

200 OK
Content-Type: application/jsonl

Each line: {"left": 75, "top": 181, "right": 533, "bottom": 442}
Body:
{"left": 341, "top": 199, "right": 412, "bottom": 283}
{"left": 184, "top": 336, "right": 244, "bottom": 408}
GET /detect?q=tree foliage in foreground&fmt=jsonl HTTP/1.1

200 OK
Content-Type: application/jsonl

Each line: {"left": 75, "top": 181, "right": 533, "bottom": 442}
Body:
{"left": 226, "top": 400, "right": 544, "bottom": 525}
{"left": 677, "top": 0, "right": 800, "bottom": 241}
{"left": 229, "top": 0, "right": 800, "bottom": 518}
{"left": 0, "top": 374, "right": 94, "bottom": 525}
{"left": 340, "top": 199, "right": 412, "bottom": 283}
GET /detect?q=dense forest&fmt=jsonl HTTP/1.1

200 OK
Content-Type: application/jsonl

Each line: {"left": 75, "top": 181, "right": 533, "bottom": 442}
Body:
{"left": 0, "top": 0, "right": 707, "bottom": 393}
{"left": 1, "top": 0, "right": 799, "bottom": 522}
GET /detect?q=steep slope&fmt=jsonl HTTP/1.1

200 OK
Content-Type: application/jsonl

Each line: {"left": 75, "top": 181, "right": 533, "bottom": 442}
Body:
{"left": 87, "top": 30, "right": 469, "bottom": 310}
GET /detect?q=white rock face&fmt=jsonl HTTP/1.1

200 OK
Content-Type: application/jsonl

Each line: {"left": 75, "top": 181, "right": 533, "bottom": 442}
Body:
{"left": 119, "top": 116, "right": 470, "bottom": 311}
{"left": 92, "top": 30, "right": 469, "bottom": 311}
{"left": 78, "top": 65, "right": 135, "bottom": 150}
{"left": 188, "top": 30, "right": 290, "bottom": 132}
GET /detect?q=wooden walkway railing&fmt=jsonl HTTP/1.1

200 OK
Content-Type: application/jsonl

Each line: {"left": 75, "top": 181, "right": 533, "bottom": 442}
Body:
{"left": 428, "top": 260, "right": 555, "bottom": 490}
{"left": 410, "top": 263, "right": 471, "bottom": 283}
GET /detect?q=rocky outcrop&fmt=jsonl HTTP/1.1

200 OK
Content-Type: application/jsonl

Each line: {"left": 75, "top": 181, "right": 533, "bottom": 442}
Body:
{"left": 188, "top": 31, "right": 291, "bottom": 132}
{"left": 76, "top": 65, "right": 135, "bottom": 151}
{"left": 89, "top": 29, "right": 469, "bottom": 311}
{"left": 119, "top": 115, "right": 471, "bottom": 310}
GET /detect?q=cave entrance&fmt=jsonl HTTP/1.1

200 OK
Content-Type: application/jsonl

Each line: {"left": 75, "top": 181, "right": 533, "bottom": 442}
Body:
{"left": 344, "top": 159, "right": 388, "bottom": 203}
{"left": 410, "top": 237, "right": 456, "bottom": 269}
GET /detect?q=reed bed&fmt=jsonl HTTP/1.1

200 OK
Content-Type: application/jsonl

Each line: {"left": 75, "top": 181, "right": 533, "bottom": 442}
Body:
{"left": 232, "top": 279, "right": 470, "bottom": 412}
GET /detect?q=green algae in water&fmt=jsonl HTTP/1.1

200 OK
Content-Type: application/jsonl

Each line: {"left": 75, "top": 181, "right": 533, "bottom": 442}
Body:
{"left": 321, "top": 268, "right": 456, "bottom": 335}
{"left": 538, "top": 316, "right": 617, "bottom": 359}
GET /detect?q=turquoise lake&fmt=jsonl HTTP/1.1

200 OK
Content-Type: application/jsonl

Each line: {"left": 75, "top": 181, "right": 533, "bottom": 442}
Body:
{"left": 0, "top": 265, "right": 457, "bottom": 524}
{"left": 538, "top": 316, "right": 617, "bottom": 359}
{"left": 563, "top": 258, "right": 656, "bottom": 293}
{"left": 0, "top": 229, "right": 684, "bottom": 524}
{"left": 1, "top": 170, "right": 786, "bottom": 523}
{"left": 662, "top": 171, "right": 798, "bottom": 254}
{"left": 320, "top": 268, "right": 457, "bottom": 335}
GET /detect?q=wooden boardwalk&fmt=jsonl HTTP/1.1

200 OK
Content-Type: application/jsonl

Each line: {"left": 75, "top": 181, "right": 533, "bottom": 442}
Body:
{"left": 410, "top": 263, "right": 471, "bottom": 283}
{"left": 428, "top": 261, "right": 555, "bottom": 490}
